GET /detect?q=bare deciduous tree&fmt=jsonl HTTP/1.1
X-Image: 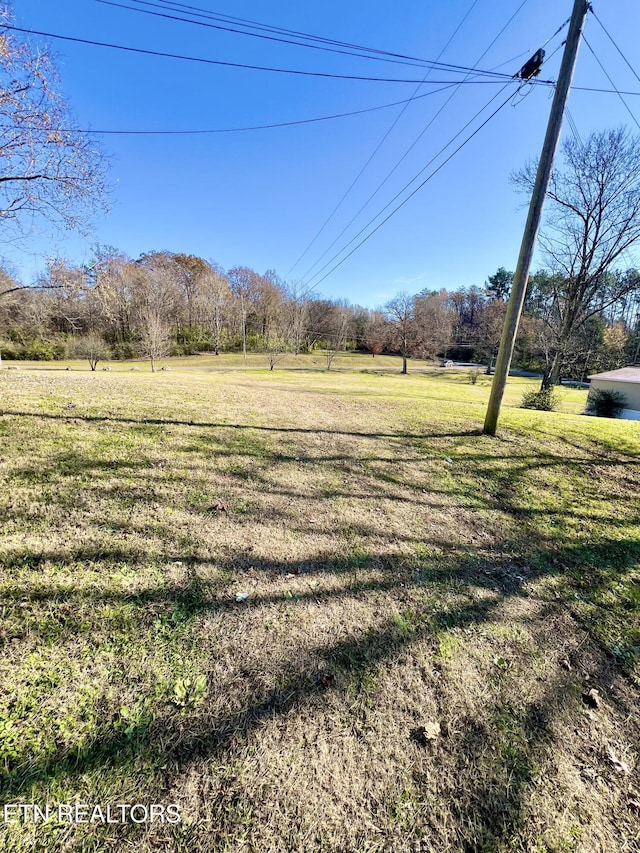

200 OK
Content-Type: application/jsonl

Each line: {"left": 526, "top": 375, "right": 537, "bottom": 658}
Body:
{"left": 0, "top": 6, "right": 107, "bottom": 243}
{"left": 384, "top": 293, "right": 416, "bottom": 374}
{"left": 199, "top": 264, "right": 230, "bottom": 356}
{"left": 39, "top": 259, "right": 86, "bottom": 335}
{"left": 413, "top": 290, "right": 454, "bottom": 361}
{"left": 364, "top": 311, "right": 387, "bottom": 358}
{"left": 513, "top": 128, "right": 640, "bottom": 386}
{"left": 139, "top": 307, "right": 171, "bottom": 372}
{"left": 130, "top": 258, "right": 179, "bottom": 371}
{"left": 91, "top": 247, "right": 136, "bottom": 346}
{"left": 285, "top": 283, "right": 309, "bottom": 357}
{"left": 71, "top": 331, "right": 110, "bottom": 371}
{"left": 324, "top": 305, "right": 351, "bottom": 371}
{"left": 228, "top": 267, "right": 259, "bottom": 360}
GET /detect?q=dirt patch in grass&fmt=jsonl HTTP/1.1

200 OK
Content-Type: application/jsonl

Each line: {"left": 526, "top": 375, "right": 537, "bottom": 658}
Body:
{"left": 0, "top": 368, "right": 639, "bottom": 852}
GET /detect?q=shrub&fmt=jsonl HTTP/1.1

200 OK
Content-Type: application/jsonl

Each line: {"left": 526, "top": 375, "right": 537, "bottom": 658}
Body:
{"left": 24, "top": 339, "right": 66, "bottom": 360}
{"left": 110, "top": 341, "right": 137, "bottom": 360}
{"left": 520, "top": 388, "right": 558, "bottom": 411}
{"left": 586, "top": 388, "right": 627, "bottom": 418}
{"left": 0, "top": 340, "right": 25, "bottom": 360}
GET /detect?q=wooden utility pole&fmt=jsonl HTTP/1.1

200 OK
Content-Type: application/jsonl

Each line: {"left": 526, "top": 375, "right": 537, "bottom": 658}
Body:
{"left": 483, "top": 0, "right": 590, "bottom": 436}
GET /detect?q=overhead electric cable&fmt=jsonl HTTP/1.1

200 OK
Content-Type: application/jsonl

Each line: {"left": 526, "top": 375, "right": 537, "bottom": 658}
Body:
{"left": 0, "top": 83, "right": 466, "bottom": 135}
{"left": 539, "top": 40, "right": 565, "bottom": 70}
{"left": 309, "top": 88, "right": 518, "bottom": 289}
{"left": 297, "top": 0, "right": 533, "bottom": 285}
{"left": 302, "top": 81, "right": 516, "bottom": 289}
{"left": 590, "top": 9, "right": 640, "bottom": 86}
{"left": 571, "top": 84, "right": 640, "bottom": 96}
{"left": 0, "top": 25, "right": 523, "bottom": 84}
{"left": 582, "top": 35, "right": 640, "bottom": 131}
{"left": 125, "top": 0, "right": 461, "bottom": 56}
{"left": 488, "top": 14, "right": 570, "bottom": 72}
{"left": 97, "top": 0, "right": 517, "bottom": 79}
{"left": 2, "top": 78, "right": 633, "bottom": 138}
{"left": 97, "top": 0, "right": 483, "bottom": 72}
{"left": 565, "top": 108, "right": 583, "bottom": 146}
{"left": 284, "top": 0, "right": 481, "bottom": 280}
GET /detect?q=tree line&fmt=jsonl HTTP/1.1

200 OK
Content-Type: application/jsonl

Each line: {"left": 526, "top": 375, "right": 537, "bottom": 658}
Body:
{"left": 2, "top": 3, "right": 640, "bottom": 385}
{"left": 1, "top": 248, "right": 638, "bottom": 381}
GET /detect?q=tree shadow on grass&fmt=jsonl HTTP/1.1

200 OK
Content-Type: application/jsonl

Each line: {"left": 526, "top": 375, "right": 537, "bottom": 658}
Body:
{"left": 1, "top": 412, "right": 639, "bottom": 847}
{"left": 1, "top": 540, "right": 638, "bottom": 840}
{"left": 2, "top": 539, "right": 638, "bottom": 646}
{"left": 0, "top": 408, "right": 482, "bottom": 442}
{"left": 1, "top": 601, "right": 635, "bottom": 849}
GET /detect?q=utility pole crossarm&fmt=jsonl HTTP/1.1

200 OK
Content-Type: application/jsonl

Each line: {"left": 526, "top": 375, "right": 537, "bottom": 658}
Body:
{"left": 483, "top": 0, "right": 590, "bottom": 436}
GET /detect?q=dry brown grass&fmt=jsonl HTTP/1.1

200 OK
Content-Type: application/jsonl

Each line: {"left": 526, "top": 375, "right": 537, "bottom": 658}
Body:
{"left": 0, "top": 366, "right": 639, "bottom": 852}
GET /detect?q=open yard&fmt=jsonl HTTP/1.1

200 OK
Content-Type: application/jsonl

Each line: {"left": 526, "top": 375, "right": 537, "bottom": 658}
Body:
{"left": 0, "top": 357, "right": 639, "bottom": 852}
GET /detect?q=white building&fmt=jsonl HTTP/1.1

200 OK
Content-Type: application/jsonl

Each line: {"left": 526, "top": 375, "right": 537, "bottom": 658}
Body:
{"left": 588, "top": 367, "right": 640, "bottom": 421}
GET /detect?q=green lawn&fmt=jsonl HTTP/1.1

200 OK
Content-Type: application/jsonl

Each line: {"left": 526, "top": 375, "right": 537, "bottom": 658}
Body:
{"left": 0, "top": 358, "right": 639, "bottom": 852}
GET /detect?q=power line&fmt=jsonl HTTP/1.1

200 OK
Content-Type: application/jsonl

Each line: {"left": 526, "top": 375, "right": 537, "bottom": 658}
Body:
{"left": 96, "top": 0, "right": 516, "bottom": 79}
{"left": 582, "top": 35, "right": 640, "bottom": 132}
{"left": 5, "top": 24, "right": 637, "bottom": 97}
{"left": 1, "top": 24, "right": 523, "bottom": 84}
{"left": 125, "top": 0, "right": 465, "bottom": 59}
{"left": 306, "top": 83, "right": 519, "bottom": 290}
{"left": 311, "top": 90, "right": 517, "bottom": 290}
{"left": 571, "top": 84, "right": 640, "bottom": 96}
{"left": 2, "top": 78, "right": 635, "bottom": 139}
{"left": 565, "top": 108, "right": 583, "bottom": 146}
{"left": 297, "top": 0, "right": 534, "bottom": 286}
{"left": 96, "top": 0, "right": 474, "bottom": 72}
{"left": 0, "top": 84, "right": 471, "bottom": 135}
{"left": 284, "top": 0, "right": 481, "bottom": 281}
{"left": 120, "top": 0, "right": 456, "bottom": 57}
{"left": 487, "top": 14, "right": 571, "bottom": 72}
{"left": 590, "top": 8, "right": 640, "bottom": 86}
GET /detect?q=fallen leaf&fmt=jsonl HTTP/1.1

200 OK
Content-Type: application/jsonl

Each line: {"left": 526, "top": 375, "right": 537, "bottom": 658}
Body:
{"left": 424, "top": 720, "right": 441, "bottom": 740}
{"left": 582, "top": 688, "right": 601, "bottom": 709}
{"left": 606, "top": 746, "right": 630, "bottom": 774}
{"left": 411, "top": 721, "right": 440, "bottom": 747}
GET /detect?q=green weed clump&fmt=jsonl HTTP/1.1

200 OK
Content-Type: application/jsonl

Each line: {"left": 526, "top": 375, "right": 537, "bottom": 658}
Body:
{"left": 586, "top": 388, "right": 627, "bottom": 418}
{"left": 520, "top": 388, "right": 558, "bottom": 411}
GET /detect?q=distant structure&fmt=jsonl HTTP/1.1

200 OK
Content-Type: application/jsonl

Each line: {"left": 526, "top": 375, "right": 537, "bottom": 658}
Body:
{"left": 588, "top": 366, "right": 640, "bottom": 421}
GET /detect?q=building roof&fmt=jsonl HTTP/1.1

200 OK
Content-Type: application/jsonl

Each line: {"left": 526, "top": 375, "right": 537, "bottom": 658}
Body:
{"left": 588, "top": 366, "right": 640, "bottom": 383}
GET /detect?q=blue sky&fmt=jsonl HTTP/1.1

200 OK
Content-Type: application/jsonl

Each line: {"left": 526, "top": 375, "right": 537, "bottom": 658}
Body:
{"left": 6, "top": 0, "right": 640, "bottom": 306}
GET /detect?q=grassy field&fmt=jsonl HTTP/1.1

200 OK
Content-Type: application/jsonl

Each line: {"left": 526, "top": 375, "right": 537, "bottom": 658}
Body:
{"left": 0, "top": 355, "right": 639, "bottom": 852}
